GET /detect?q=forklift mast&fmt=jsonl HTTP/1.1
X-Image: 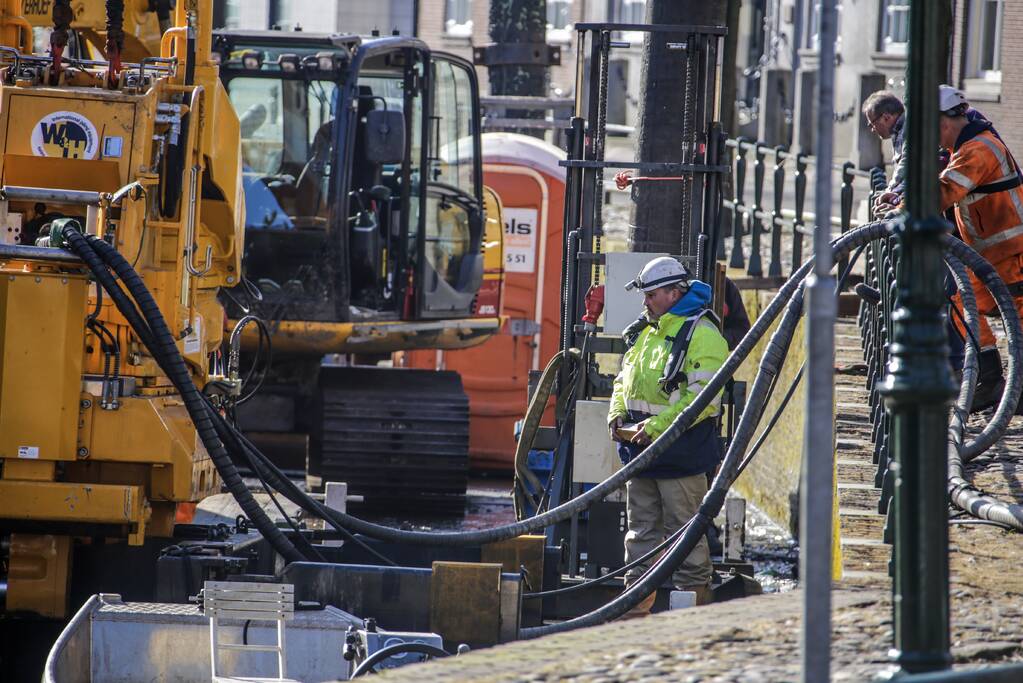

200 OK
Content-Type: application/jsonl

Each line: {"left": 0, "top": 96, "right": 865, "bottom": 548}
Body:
{"left": 526, "top": 22, "right": 731, "bottom": 575}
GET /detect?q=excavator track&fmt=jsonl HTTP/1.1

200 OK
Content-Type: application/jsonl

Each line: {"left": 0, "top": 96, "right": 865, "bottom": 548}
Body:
{"left": 311, "top": 366, "right": 469, "bottom": 514}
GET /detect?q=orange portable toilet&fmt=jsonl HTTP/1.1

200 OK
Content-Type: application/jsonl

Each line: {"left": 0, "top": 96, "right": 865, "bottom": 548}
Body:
{"left": 400, "top": 133, "right": 566, "bottom": 471}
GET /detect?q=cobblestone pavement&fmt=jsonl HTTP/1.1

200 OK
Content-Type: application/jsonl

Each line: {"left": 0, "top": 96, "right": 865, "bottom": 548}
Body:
{"left": 375, "top": 313, "right": 1023, "bottom": 682}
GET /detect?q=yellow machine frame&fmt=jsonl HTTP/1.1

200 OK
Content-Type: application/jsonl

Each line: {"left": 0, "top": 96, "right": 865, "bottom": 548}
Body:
{"left": 0, "top": 0, "right": 241, "bottom": 617}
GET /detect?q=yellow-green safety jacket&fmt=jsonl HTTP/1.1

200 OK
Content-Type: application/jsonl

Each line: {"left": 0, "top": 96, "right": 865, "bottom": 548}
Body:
{"left": 609, "top": 292, "right": 728, "bottom": 478}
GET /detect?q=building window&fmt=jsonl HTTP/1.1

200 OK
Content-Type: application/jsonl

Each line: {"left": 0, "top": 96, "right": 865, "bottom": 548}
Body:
{"left": 805, "top": 1, "right": 843, "bottom": 52}
{"left": 547, "top": 0, "right": 573, "bottom": 43}
{"left": 445, "top": 0, "right": 473, "bottom": 38}
{"left": 966, "top": 0, "right": 1004, "bottom": 82}
{"left": 610, "top": 0, "right": 646, "bottom": 24}
{"left": 880, "top": 0, "right": 909, "bottom": 55}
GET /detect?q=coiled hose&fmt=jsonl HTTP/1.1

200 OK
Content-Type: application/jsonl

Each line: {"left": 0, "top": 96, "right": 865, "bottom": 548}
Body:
{"left": 944, "top": 248, "right": 1023, "bottom": 529}
{"left": 943, "top": 235, "right": 1023, "bottom": 459}
{"left": 513, "top": 350, "right": 569, "bottom": 519}
{"left": 62, "top": 229, "right": 308, "bottom": 563}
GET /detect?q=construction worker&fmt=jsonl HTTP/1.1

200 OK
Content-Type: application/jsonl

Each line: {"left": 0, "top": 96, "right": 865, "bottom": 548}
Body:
{"left": 608, "top": 256, "right": 728, "bottom": 614}
{"left": 939, "top": 85, "right": 1023, "bottom": 410}
{"left": 862, "top": 90, "right": 907, "bottom": 206}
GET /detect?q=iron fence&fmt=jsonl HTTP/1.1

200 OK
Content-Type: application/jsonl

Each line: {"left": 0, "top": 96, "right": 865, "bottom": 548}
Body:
{"left": 857, "top": 168, "right": 898, "bottom": 523}
{"left": 719, "top": 137, "right": 879, "bottom": 280}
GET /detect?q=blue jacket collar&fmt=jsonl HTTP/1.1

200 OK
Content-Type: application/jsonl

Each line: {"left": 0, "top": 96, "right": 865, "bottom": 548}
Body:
{"left": 668, "top": 280, "right": 713, "bottom": 317}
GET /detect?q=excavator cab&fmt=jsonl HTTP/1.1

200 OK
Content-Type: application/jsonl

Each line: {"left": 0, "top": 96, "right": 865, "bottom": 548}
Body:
{"left": 214, "top": 31, "right": 486, "bottom": 325}
{"left": 213, "top": 32, "right": 500, "bottom": 511}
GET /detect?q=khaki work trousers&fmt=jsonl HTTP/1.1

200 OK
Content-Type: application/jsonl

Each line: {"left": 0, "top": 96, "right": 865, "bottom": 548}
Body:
{"left": 623, "top": 474, "right": 712, "bottom": 589}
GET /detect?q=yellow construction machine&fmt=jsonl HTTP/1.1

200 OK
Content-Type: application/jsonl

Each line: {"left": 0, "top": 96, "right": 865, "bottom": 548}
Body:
{"left": 0, "top": 0, "right": 240, "bottom": 623}
{"left": 214, "top": 29, "right": 504, "bottom": 513}
{"left": 19, "top": 4, "right": 507, "bottom": 513}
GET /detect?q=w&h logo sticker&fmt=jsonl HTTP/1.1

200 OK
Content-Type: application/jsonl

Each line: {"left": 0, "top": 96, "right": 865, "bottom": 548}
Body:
{"left": 31, "top": 111, "right": 99, "bottom": 159}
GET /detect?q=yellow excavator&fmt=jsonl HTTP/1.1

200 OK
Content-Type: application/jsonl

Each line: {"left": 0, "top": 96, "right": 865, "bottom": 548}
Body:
{"left": 18, "top": 3, "right": 507, "bottom": 513}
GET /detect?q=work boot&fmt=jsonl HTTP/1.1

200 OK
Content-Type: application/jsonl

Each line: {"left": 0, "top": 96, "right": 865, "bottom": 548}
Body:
{"left": 620, "top": 589, "right": 656, "bottom": 620}
{"left": 971, "top": 349, "right": 1005, "bottom": 413}
{"left": 678, "top": 584, "right": 714, "bottom": 606}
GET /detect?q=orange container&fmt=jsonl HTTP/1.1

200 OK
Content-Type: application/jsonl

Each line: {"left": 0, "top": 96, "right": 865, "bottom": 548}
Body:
{"left": 400, "top": 133, "right": 566, "bottom": 470}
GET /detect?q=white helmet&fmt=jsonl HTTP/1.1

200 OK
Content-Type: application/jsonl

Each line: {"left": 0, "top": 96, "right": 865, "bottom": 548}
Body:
{"left": 939, "top": 85, "right": 969, "bottom": 114}
{"left": 625, "top": 256, "right": 690, "bottom": 292}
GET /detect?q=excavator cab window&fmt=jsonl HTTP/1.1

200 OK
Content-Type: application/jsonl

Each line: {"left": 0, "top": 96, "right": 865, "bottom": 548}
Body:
{"left": 346, "top": 73, "right": 412, "bottom": 313}
{"left": 220, "top": 46, "right": 349, "bottom": 324}
{"left": 413, "top": 55, "right": 485, "bottom": 319}
{"left": 230, "top": 76, "right": 337, "bottom": 231}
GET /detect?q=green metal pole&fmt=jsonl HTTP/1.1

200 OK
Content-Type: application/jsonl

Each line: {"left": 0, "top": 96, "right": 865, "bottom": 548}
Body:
{"left": 877, "top": 0, "right": 957, "bottom": 674}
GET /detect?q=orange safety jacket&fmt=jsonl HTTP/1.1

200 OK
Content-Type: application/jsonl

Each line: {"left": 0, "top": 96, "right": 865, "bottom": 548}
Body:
{"left": 940, "top": 123, "right": 1023, "bottom": 274}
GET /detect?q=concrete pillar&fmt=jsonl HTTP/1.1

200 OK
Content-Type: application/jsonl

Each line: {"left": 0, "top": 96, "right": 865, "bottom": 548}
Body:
{"left": 791, "top": 68, "right": 818, "bottom": 154}
{"left": 757, "top": 67, "right": 793, "bottom": 146}
{"left": 853, "top": 72, "right": 888, "bottom": 170}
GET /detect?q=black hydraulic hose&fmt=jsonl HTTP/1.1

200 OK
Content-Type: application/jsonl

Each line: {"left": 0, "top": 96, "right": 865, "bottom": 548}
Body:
{"left": 104, "top": 0, "right": 125, "bottom": 55}
{"left": 350, "top": 642, "right": 450, "bottom": 678}
{"left": 521, "top": 261, "right": 816, "bottom": 637}
{"left": 943, "top": 236, "right": 1023, "bottom": 459}
{"left": 207, "top": 408, "right": 326, "bottom": 563}
{"left": 523, "top": 244, "right": 869, "bottom": 602}
{"left": 208, "top": 410, "right": 399, "bottom": 567}
{"left": 68, "top": 232, "right": 308, "bottom": 563}
{"left": 164, "top": 221, "right": 889, "bottom": 550}
{"left": 945, "top": 251, "right": 1023, "bottom": 530}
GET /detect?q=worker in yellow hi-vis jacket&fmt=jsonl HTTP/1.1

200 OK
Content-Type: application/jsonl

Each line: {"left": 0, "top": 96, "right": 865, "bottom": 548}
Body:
{"left": 608, "top": 257, "right": 729, "bottom": 615}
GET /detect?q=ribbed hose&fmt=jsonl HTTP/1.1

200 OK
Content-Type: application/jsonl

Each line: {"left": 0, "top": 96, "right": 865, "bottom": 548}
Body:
{"left": 66, "top": 231, "right": 307, "bottom": 563}
{"left": 521, "top": 266, "right": 814, "bottom": 637}
{"left": 236, "top": 221, "right": 889, "bottom": 550}
{"left": 943, "top": 236, "right": 1023, "bottom": 459}
{"left": 513, "top": 350, "right": 568, "bottom": 520}
{"left": 105, "top": 0, "right": 125, "bottom": 57}
{"left": 206, "top": 408, "right": 397, "bottom": 566}
{"left": 945, "top": 250, "right": 1023, "bottom": 529}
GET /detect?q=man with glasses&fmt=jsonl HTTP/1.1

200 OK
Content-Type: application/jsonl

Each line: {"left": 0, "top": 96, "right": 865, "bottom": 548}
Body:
{"left": 863, "top": 90, "right": 907, "bottom": 210}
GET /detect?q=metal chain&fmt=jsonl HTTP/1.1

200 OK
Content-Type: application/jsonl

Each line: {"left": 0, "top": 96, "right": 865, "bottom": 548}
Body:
{"left": 680, "top": 36, "right": 697, "bottom": 258}
{"left": 592, "top": 31, "right": 611, "bottom": 285}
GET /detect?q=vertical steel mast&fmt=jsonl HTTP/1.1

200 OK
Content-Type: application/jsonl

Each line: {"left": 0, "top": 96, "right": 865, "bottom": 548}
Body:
{"left": 880, "top": 0, "right": 957, "bottom": 674}
{"left": 800, "top": 0, "right": 836, "bottom": 680}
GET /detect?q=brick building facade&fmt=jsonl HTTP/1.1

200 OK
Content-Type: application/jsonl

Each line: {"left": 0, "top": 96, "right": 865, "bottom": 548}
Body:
{"left": 749, "top": 0, "right": 1021, "bottom": 168}
{"left": 415, "top": 0, "right": 583, "bottom": 98}
{"left": 950, "top": 0, "right": 1021, "bottom": 156}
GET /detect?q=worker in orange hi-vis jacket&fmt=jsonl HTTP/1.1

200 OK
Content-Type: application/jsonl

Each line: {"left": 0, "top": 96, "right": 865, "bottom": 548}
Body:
{"left": 939, "top": 85, "right": 1023, "bottom": 412}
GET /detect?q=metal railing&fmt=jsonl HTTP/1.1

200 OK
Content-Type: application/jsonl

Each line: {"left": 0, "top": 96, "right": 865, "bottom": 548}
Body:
{"left": 719, "top": 137, "right": 879, "bottom": 280}
{"left": 856, "top": 169, "right": 898, "bottom": 521}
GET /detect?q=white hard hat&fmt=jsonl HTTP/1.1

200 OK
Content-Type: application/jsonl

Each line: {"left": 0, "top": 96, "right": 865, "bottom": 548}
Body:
{"left": 625, "top": 256, "right": 690, "bottom": 292}
{"left": 939, "top": 85, "right": 969, "bottom": 113}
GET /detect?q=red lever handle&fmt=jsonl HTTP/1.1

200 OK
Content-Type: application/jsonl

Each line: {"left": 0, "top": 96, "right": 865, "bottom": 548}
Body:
{"left": 583, "top": 285, "right": 605, "bottom": 325}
